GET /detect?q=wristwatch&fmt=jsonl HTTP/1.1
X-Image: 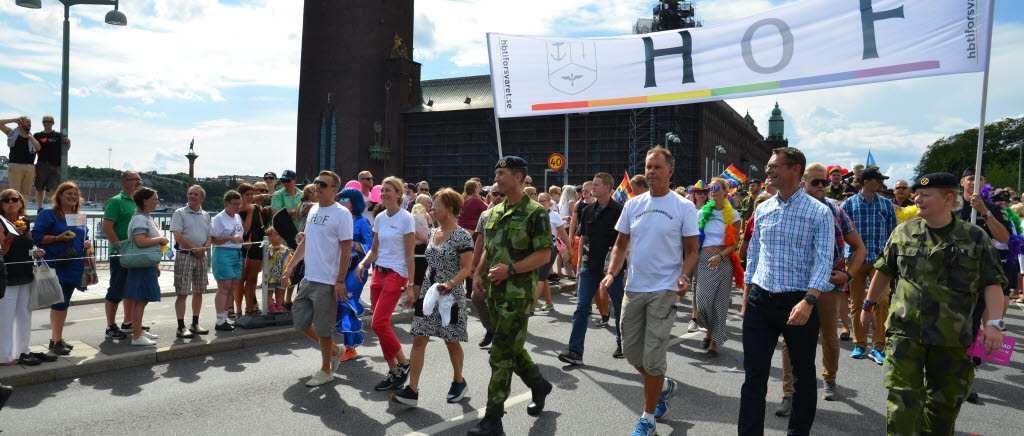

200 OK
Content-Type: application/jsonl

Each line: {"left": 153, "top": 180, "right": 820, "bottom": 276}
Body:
{"left": 508, "top": 263, "right": 517, "bottom": 275}
{"left": 986, "top": 319, "right": 1005, "bottom": 330}
{"left": 802, "top": 294, "right": 818, "bottom": 306}
{"left": 863, "top": 299, "right": 877, "bottom": 313}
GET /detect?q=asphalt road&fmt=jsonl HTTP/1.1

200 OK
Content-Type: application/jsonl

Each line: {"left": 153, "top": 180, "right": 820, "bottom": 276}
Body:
{"left": 3, "top": 290, "right": 1022, "bottom": 435}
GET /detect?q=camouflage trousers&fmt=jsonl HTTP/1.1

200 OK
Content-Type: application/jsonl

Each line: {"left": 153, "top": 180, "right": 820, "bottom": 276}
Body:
{"left": 485, "top": 297, "right": 545, "bottom": 416}
{"left": 884, "top": 335, "right": 974, "bottom": 436}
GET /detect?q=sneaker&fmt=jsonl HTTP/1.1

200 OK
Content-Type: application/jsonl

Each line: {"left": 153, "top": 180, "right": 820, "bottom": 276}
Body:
{"left": 478, "top": 331, "right": 494, "bottom": 349}
{"left": 306, "top": 370, "right": 334, "bottom": 387}
{"left": 850, "top": 345, "right": 867, "bottom": 359}
{"left": 121, "top": 323, "right": 150, "bottom": 333}
{"left": 447, "top": 380, "right": 468, "bottom": 403}
{"left": 47, "top": 340, "right": 71, "bottom": 356}
{"left": 823, "top": 380, "right": 840, "bottom": 401}
{"left": 131, "top": 336, "right": 157, "bottom": 346}
{"left": 653, "top": 377, "right": 677, "bottom": 419}
{"left": 374, "top": 372, "right": 398, "bottom": 391}
{"left": 595, "top": 317, "right": 608, "bottom": 328}
{"left": 105, "top": 326, "right": 128, "bottom": 340}
{"left": 613, "top": 344, "right": 624, "bottom": 359}
{"left": 215, "top": 322, "right": 235, "bottom": 331}
{"left": 17, "top": 353, "right": 42, "bottom": 366}
{"left": 393, "top": 386, "right": 419, "bottom": 407}
{"left": 190, "top": 324, "right": 210, "bottom": 335}
{"left": 339, "top": 348, "right": 358, "bottom": 362}
{"left": 391, "top": 363, "right": 410, "bottom": 389}
{"left": 543, "top": 303, "right": 555, "bottom": 312}
{"left": 29, "top": 352, "right": 58, "bottom": 363}
{"left": 143, "top": 331, "right": 160, "bottom": 340}
{"left": 687, "top": 320, "right": 699, "bottom": 333}
{"left": 775, "top": 396, "right": 792, "bottom": 417}
{"left": 176, "top": 327, "right": 195, "bottom": 339}
{"left": 631, "top": 416, "right": 656, "bottom": 436}
{"left": 868, "top": 348, "right": 885, "bottom": 365}
{"left": 557, "top": 350, "right": 583, "bottom": 366}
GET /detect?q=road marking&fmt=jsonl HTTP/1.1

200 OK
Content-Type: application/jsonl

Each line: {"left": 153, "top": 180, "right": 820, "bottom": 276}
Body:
{"left": 403, "top": 391, "right": 532, "bottom": 436}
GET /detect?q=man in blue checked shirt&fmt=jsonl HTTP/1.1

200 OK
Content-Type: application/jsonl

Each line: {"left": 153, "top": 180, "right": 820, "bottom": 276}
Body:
{"left": 841, "top": 167, "right": 897, "bottom": 365}
{"left": 739, "top": 147, "right": 835, "bottom": 436}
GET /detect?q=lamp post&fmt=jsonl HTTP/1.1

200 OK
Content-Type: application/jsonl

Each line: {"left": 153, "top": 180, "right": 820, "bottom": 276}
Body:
{"left": 16, "top": 0, "right": 126, "bottom": 180}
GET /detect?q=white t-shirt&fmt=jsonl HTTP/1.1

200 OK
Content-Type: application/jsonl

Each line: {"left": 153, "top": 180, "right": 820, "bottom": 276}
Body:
{"left": 303, "top": 203, "right": 354, "bottom": 285}
{"left": 373, "top": 208, "right": 415, "bottom": 278}
{"left": 614, "top": 191, "right": 699, "bottom": 293}
{"left": 211, "top": 210, "right": 244, "bottom": 249}
{"left": 548, "top": 210, "right": 564, "bottom": 239}
{"left": 702, "top": 209, "right": 741, "bottom": 247}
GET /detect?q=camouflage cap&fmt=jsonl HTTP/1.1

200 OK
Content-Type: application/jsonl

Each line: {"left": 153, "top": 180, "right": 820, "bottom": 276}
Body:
{"left": 912, "top": 172, "right": 958, "bottom": 190}
{"left": 496, "top": 155, "right": 528, "bottom": 170}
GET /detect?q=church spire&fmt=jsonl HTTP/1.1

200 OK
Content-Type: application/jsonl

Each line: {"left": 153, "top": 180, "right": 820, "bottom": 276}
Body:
{"left": 768, "top": 102, "right": 784, "bottom": 140}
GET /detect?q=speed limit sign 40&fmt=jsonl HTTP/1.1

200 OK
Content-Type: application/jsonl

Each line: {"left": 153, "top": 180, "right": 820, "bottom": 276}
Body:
{"left": 547, "top": 153, "right": 566, "bottom": 172}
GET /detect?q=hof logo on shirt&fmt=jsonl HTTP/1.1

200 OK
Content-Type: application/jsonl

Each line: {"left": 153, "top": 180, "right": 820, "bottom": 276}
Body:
{"left": 309, "top": 214, "right": 330, "bottom": 226}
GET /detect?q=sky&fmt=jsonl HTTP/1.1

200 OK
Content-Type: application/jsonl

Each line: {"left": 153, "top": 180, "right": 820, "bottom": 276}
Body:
{"left": 0, "top": 0, "right": 1022, "bottom": 183}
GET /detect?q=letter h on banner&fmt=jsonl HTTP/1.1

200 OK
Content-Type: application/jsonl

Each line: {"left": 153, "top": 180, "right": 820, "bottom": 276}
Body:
{"left": 860, "top": 0, "right": 905, "bottom": 59}
{"left": 642, "top": 31, "right": 695, "bottom": 88}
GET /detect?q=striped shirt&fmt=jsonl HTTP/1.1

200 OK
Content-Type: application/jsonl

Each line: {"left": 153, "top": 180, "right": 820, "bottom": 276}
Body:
{"left": 841, "top": 193, "right": 897, "bottom": 264}
{"left": 745, "top": 189, "right": 835, "bottom": 293}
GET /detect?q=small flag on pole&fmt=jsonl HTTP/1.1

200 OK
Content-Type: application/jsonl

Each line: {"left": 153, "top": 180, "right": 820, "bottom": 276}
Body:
{"left": 614, "top": 171, "right": 634, "bottom": 203}
{"left": 721, "top": 164, "right": 749, "bottom": 186}
{"left": 866, "top": 150, "right": 877, "bottom": 167}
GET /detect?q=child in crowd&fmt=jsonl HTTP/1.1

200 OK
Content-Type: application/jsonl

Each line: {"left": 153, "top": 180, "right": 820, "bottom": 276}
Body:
{"left": 264, "top": 228, "right": 292, "bottom": 313}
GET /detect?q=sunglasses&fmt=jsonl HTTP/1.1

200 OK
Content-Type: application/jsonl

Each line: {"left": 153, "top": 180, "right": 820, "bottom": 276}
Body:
{"left": 1, "top": 197, "right": 21, "bottom": 204}
{"left": 808, "top": 179, "right": 829, "bottom": 187}
{"left": 359, "top": 177, "right": 373, "bottom": 182}
{"left": 43, "top": 120, "right": 54, "bottom": 124}
{"left": 264, "top": 177, "right": 275, "bottom": 181}
{"left": 314, "top": 180, "right": 333, "bottom": 188}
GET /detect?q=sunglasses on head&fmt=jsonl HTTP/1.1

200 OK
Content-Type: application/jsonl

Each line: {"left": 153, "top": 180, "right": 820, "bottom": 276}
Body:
{"left": 808, "top": 179, "right": 829, "bottom": 187}
{"left": 1, "top": 197, "right": 21, "bottom": 204}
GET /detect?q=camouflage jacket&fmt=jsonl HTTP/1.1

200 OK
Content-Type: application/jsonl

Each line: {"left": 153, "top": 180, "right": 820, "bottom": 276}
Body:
{"left": 482, "top": 196, "right": 553, "bottom": 300}
{"left": 873, "top": 215, "right": 1006, "bottom": 347}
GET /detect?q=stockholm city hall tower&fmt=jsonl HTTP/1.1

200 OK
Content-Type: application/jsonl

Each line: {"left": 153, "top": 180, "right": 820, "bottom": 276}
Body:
{"left": 295, "top": 0, "right": 420, "bottom": 182}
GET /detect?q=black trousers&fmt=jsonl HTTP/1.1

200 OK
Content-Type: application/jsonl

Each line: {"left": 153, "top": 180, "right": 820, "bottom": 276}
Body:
{"left": 739, "top": 285, "right": 821, "bottom": 436}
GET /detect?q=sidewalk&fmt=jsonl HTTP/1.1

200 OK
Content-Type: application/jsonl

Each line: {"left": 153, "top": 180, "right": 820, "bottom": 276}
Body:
{"left": 1, "top": 268, "right": 578, "bottom": 387}
{"left": 70, "top": 261, "right": 215, "bottom": 306}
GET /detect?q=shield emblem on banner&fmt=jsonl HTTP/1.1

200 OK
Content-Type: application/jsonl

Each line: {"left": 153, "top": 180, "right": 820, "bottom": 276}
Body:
{"left": 546, "top": 41, "right": 598, "bottom": 95}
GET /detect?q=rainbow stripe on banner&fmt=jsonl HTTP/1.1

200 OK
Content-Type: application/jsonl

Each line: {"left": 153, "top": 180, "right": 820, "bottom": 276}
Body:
{"left": 721, "top": 164, "right": 749, "bottom": 187}
{"left": 614, "top": 171, "right": 633, "bottom": 204}
{"left": 531, "top": 60, "right": 940, "bottom": 112}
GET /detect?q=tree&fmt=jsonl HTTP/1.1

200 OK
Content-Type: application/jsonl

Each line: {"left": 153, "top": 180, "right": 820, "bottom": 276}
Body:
{"left": 915, "top": 117, "right": 1024, "bottom": 189}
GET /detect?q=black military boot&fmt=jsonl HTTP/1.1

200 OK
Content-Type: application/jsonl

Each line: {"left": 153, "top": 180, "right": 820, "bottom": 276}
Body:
{"left": 467, "top": 412, "right": 505, "bottom": 436}
{"left": 526, "top": 378, "right": 553, "bottom": 416}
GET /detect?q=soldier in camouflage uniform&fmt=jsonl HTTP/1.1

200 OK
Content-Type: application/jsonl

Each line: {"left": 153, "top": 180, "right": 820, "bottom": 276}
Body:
{"left": 468, "top": 156, "right": 553, "bottom": 436}
{"left": 861, "top": 172, "right": 1007, "bottom": 436}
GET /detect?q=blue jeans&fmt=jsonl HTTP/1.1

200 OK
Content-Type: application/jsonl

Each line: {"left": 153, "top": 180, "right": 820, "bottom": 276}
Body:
{"left": 568, "top": 267, "right": 624, "bottom": 355}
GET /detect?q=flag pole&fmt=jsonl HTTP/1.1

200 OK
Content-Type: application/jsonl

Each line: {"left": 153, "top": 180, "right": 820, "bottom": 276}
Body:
{"left": 971, "top": 0, "right": 996, "bottom": 223}
{"left": 485, "top": 34, "right": 505, "bottom": 159}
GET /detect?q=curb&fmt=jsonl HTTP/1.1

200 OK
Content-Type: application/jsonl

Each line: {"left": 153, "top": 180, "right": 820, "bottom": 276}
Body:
{"left": 67, "top": 287, "right": 219, "bottom": 308}
{"left": 0, "top": 328, "right": 302, "bottom": 387}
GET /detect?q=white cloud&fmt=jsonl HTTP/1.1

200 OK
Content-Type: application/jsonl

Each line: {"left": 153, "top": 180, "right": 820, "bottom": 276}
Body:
{"left": 18, "top": 71, "right": 44, "bottom": 82}
{"left": 0, "top": 0, "right": 302, "bottom": 103}
{"left": 112, "top": 105, "right": 166, "bottom": 119}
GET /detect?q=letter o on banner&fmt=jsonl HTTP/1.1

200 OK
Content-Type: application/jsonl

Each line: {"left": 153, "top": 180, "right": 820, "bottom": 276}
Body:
{"left": 741, "top": 18, "right": 794, "bottom": 74}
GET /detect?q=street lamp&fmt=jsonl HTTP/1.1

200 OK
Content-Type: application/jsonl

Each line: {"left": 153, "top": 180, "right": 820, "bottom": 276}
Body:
{"left": 17, "top": 0, "right": 127, "bottom": 180}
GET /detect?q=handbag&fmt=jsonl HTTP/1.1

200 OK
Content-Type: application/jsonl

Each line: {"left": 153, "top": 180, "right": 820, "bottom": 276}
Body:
{"left": 30, "top": 260, "right": 64, "bottom": 309}
{"left": 119, "top": 239, "right": 162, "bottom": 268}
{"left": 80, "top": 258, "right": 99, "bottom": 289}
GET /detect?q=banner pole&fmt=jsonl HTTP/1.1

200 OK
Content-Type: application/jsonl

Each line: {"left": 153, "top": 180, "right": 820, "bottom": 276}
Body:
{"left": 971, "top": 0, "right": 996, "bottom": 223}
{"left": 493, "top": 111, "right": 504, "bottom": 159}
{"left": 564, "top": 114, "right": 569, "bottom": 186}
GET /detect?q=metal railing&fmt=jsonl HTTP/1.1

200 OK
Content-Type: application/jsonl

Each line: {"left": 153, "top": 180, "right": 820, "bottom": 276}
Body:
{"left": 62, "top": 212, "right": 177, "bottom": 262}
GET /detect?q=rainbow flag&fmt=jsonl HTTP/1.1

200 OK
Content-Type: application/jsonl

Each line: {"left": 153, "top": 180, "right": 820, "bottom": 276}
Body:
{"left": 614, "top": 171, "right": 634, "bottom": 203}
{"left": 721, "top": 164, "right": 749, "bottom": 186}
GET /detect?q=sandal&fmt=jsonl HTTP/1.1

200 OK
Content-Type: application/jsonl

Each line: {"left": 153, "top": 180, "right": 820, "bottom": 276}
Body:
{"left": 702, "top": 337, "right": 711, "bottom": 350}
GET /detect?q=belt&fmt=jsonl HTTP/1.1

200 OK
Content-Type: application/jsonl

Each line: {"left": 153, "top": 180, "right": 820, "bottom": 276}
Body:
{"left": 750, "top": 284, "right": 806, "bottom": 298}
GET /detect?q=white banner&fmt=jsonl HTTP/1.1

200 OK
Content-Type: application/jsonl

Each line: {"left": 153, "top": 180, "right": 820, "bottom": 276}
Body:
{"left": 487, "top": 0, "right": 992, "bottom": 118}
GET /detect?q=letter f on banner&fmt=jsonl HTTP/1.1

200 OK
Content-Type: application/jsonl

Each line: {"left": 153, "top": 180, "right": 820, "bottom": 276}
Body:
{"left": 860, "top": 0, "right": 905, "bottom": 59}
{"left": 642, "top": 31, "right": 695, "bottom": 88}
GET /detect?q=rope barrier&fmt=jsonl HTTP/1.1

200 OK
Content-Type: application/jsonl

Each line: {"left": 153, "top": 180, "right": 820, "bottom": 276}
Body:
{"left": 2, "top": 241, "right": 267, "bottom": 266}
